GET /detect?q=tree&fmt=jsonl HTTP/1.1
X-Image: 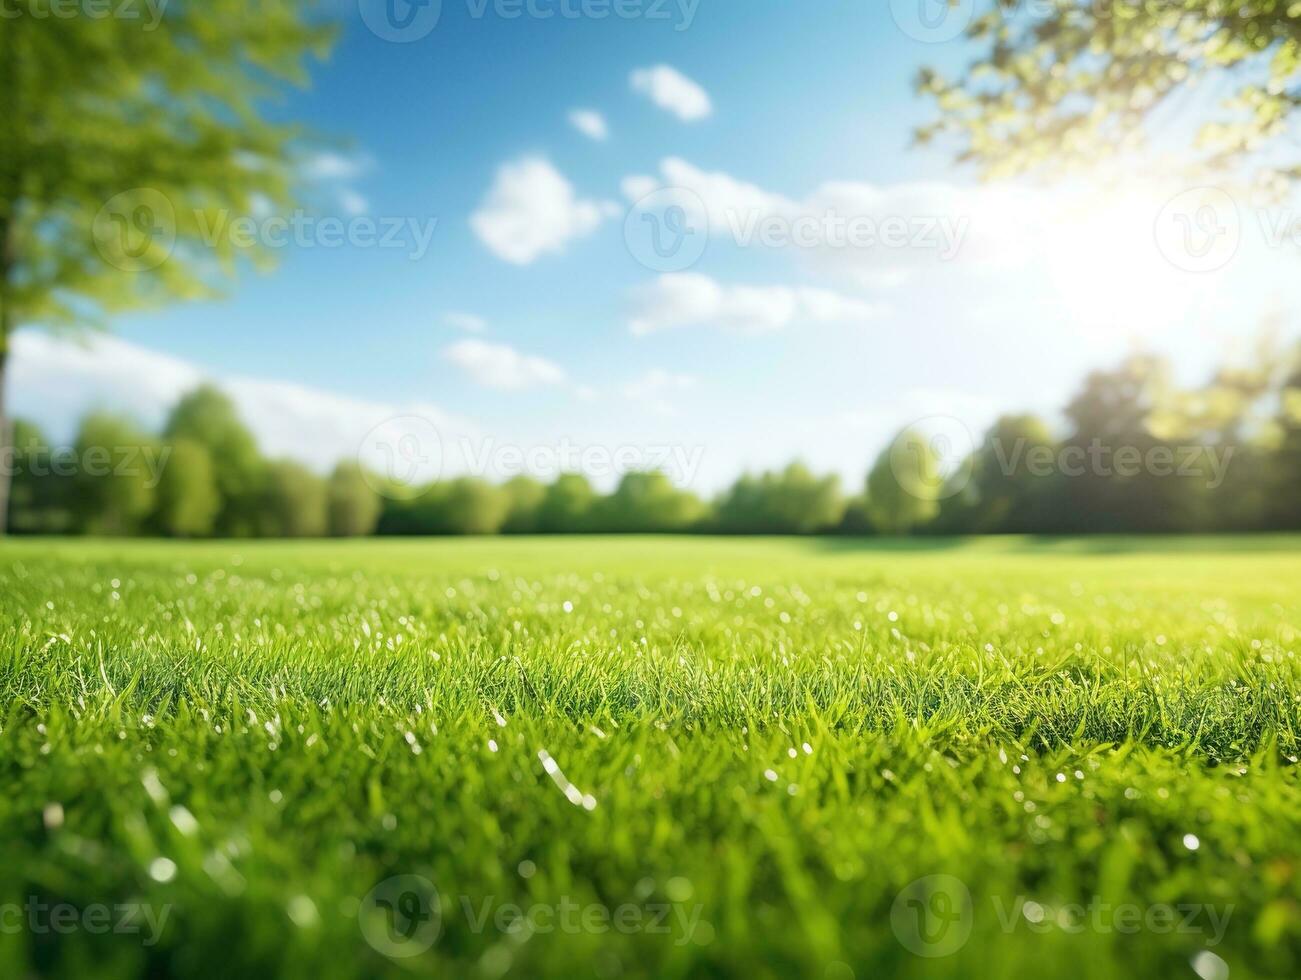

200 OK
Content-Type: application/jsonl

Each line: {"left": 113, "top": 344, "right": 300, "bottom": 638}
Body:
{"left": 597, "top": 471, "right": 707, "bottom": 532}
{"left": 917, "top": 3, "right": 1301, "bottom": 183}
{"left": 501, "top": 475, "right": 547, "bottom": 534}
{"left": 164, "top": 386, "right": 266, "bottom": 536}
{"left": 327, "top": 462, "right": 381, "bottom": 537}
{"left": 439, "top": 478, "right": 510, "bottom": 535}
{"left": 5, "top": 418, "right": 75, "bottom": 533}
{"left": 260, "top": 460, "right": 328, "bottom": 537}
{"left": 537, "top": 474, "right": 597, "bottom": 533}
{"left": 714, "top": 463, "right": 844, "bottom": 534}
{"left": 966, "top": 415, "right": 1058, "bottom": 534}
{"left": 153, "top": 438, "right": 221, "bottom": 537}
{"left": 0, "top": 4, "right": 334, "bottom": 531}
{"left": 71, "top": 412, "right": 157, "bottom": 535}
{"left": 865, "top": 428, "right": 941, "bottom": 534}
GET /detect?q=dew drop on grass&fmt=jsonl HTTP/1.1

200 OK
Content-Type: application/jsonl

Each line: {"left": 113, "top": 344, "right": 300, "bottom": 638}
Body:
{"left": 287, "top": 895, "right": 319, "bottom": 929}
{"left": 149, "top": 857, "right": 177, "bottom": 883}
{"left": 1190, "top": 950, "right": 1229, "bottom": 980}
{"left": 1183, "top": 833, "right": 1201, "bottom": 851}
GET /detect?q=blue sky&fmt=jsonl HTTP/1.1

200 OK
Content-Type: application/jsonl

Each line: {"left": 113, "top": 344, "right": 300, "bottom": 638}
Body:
{"left": 14, "top": 1, "right": 1300, "bottom": 492}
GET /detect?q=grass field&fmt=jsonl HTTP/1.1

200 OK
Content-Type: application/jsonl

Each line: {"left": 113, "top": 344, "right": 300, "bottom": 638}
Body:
{"left": 1, "top": 536, "right": 1299, "bottom": 978}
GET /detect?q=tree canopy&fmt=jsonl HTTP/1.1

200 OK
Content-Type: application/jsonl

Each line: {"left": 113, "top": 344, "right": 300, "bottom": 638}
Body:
{"left": 917, "top": 2, "right": 1301, "bottom": 184}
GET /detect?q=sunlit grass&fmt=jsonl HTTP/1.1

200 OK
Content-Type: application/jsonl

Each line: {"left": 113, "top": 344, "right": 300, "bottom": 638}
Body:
{"left": 1, "top": 536, "right": 1298, "bottom": 978}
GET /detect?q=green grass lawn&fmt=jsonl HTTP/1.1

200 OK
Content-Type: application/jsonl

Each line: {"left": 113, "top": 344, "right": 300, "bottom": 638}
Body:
{"left": 1, "top": 536, "right": 1298, "bottom": 978}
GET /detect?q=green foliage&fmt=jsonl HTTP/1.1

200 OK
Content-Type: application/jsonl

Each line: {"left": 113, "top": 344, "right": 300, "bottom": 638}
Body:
{"left": 866, "top": 429, "right": 940, "bottom": 534}
{"left": 327, "top": 462, "right": 381, "bottom": 537}
{"left": 0, "top": 0, "right": 334, "bottom": 534}
{"left": 537, "top": 473, "right": 598, "bottom": 533}
{"left": 260, "top": 459, "right": 328, "bottom": 537}
{"left": 5, "top": 418, "right": 75, "bottom": 533}
{"left": 500, "top": 475, "right": 548, "bottom": 533}
{"left": 12, "top": 342, "right": 1301, "bottom": 540}
{"left": 597, "top": 471, "right": 706, "bottom": 532}
{"left": 432, "top": 477, "right": 510, "bottom": 535}
{"left": 0, "top": 1, "right": 334, "bottom": 333}
{"left": 70, "top": 412, "right": 157, "bottom": 535}
{"left": 917, "top": 1, "right": 1301, "bottom": 182}
{"left": 164, "top": 385, "right": 266, "bottom": 536}
{"left": 1, "top": 536, "right": 1299, "bottom": 978}
{"left": 713, "top": 463, "right": 845, "bottom": 533}
{"left": 152, "top": 438, "right": 220, "bottom": 537}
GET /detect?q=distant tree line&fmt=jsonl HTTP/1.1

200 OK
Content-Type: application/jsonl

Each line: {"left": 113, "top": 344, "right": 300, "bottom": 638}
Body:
{"left": 7, "top": 339, "right": 1301, "bottom": 537}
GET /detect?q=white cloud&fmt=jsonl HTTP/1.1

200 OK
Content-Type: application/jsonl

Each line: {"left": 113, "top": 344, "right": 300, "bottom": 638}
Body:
{"left": 470, "top": 157, "right": 610, "bottom": 265}
{"left": 302, "top": 151, "right": 370, "bottom": 181}
{"left": 568, "top": 109, "right": 609, "bottom": 142}
{"left": 620, "top": 157, "right": 1041, "bottom": 282}
{"left": 444, "top": 312, "right": 487, "bottom": 333}
{"left": 630, "top": 65, "right": 712, "bottom": 122}
{"left": 338, "top": 189, "right": 369, "bottom": 216}
{"left": 442, "top": 338, "right": 567, "bottom": 391}
{"left": 623, "top": 369, "right": 696, "bottom": 417}
{"left": 628, "top": 273, "right": 884, "bottom": 336}
{"left": 8, "top": 330, "right": 472, "bottom": 481}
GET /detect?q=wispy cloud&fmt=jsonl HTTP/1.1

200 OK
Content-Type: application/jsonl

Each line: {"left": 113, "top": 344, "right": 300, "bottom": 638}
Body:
{"left": 442, "top": 338, "right": 568, "bottom": 391}
{"left": 629, "top": 273, "right": 884, "bottom": 336}
{"left": 568, "top": 108, "right": 609, "bottom": 142}
{"left": 630, "top": 65, "right": 712, "bottom": 122}
{"left": 444, "top": 312, "right": 488, "bottom": 333}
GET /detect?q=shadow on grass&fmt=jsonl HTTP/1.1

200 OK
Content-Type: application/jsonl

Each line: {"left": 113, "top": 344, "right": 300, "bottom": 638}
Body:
{"left": 812, "top": 533, "right": 1301, "bottom": 556}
